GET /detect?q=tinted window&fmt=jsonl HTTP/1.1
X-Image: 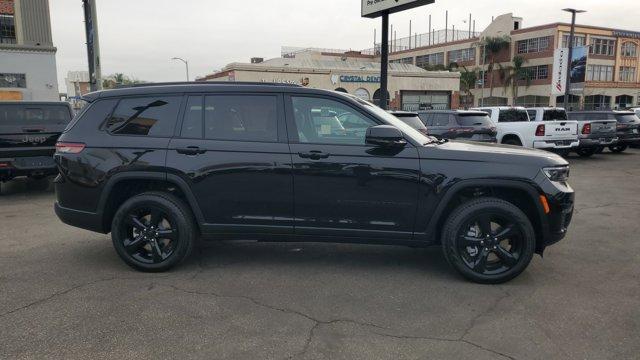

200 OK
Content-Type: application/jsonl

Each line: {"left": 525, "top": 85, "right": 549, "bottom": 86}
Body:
{"left": 543, "top": 110, "right": 568, "bottom": 121}
{"left": 456, "top": 113, "right": 494, "bottom": 127}
{"left": 0, "top": 104, "right": 71, "bottom": 126}
{"left": 204, "top": 95, "right": 278, "bottom": 142}
{"left": 65, "top": 99, "right": 117, "bottom": 133}
{"left": 498, "top": 109, "right": 529, "bottom": 122}
{"left": 181, "top": 96, "right": 204, "bottom": 138}
{"left": 433, "top": 114, "right": 450, "bottom": 126}
{"left": 292, "top": 96, "right": 377, "bottom": 145}
{"left": 527, "top": 110, "right": 537, "bottom": 120}
{"left": 105, "top": 96, "right": 181, "bottom": 136}
{"left": 615, "top": 114, "right": 640, "bottom": 123}
{"left": 418, "top": 113, "right": 433, "bottom": 126}
{"left": 395, "top": 115, "right": 426, "bottom": 131}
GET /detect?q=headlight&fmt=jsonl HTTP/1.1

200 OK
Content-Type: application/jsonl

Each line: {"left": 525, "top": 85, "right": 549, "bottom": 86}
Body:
{"left": 543, "top": 166, "right": 570, "bottom": 182}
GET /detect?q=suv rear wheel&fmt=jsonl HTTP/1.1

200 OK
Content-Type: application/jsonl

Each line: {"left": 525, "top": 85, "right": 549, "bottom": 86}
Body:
{"left": 609, "top": 145, "right": 628, "bottom": 153}
{"left": 111, "top": 192, "right": 196, "bottom": 272}
{"left": 441, "top": 198, "right": 536, "bottom": 284}
{"left": 576, "top": 148, "right": 596, "bottom": 157}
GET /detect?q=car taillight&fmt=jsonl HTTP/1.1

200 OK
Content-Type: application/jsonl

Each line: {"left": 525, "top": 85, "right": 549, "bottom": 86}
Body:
{"left": 582, "top": 124, "right": 591, "bottom": 135}
{"left": 535, "top": 124, "right": 546, "bottom": 136}
{"left": 55, "top": 142, "right": 85, "bottom": 154}
{"left": 0, "top": 162, "right": 10, "bottom": 168}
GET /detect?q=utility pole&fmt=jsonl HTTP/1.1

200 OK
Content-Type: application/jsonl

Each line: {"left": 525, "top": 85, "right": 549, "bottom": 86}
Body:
{"left": 82, "top": 0, "right": 102, "bottom": 91}
{"left": 562, "top": 8, "right": 586, "bottom": 110}
{"left": 380, "top": 14, "right": 389, "bottom": 109}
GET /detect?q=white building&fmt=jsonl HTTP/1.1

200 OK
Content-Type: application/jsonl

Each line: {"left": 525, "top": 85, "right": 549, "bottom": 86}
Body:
{"left": 0, "top": 0, "right": 59, "bottom": 101}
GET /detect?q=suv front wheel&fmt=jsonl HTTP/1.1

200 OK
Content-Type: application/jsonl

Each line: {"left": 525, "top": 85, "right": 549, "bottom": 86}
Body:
{"left": 441, "top": 198, "right": 536, "bottom": 284}
{"left": 111, "top": 192, "right": 196, "bottom": 272}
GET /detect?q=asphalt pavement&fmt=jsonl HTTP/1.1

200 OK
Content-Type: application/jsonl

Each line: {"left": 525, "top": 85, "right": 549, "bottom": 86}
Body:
{"left": 1, "top": 149, "right": 639, "bottom": 360}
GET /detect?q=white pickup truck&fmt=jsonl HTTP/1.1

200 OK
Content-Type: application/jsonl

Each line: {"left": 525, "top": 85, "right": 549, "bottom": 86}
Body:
{"left": 472, "top": 107, "right": 579, "bottom": 152}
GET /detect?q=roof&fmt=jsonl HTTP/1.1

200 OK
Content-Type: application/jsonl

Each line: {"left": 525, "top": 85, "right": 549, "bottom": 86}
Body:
{"left": 0, "top": 101, "right": 71, "bottom": 106}
{"left": 388, "top": 111, "right": 419, "bottom": 116}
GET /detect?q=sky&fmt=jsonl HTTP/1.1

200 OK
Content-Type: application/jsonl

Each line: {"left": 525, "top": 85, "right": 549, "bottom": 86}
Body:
{"left": 50, "top": 0, "right": 640, "bottom": 92}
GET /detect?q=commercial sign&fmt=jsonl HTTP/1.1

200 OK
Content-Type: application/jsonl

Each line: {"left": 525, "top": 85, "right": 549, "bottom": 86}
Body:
{"left": 361, "top": 0, "right": 435, "bottom": 18}
{"left": 339, "top": 75, "right": 381, "bottom": 83}
{"left": 612, "top": 30, "right": 640, "bottom": 39}
{"left": 551, "top": 48, "right": 568, "bottom": 96}
{"left": 569, "top": 46, "right": 588, "bottom": 94}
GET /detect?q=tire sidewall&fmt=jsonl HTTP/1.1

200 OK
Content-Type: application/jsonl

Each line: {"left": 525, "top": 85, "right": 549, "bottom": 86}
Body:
{"left": 442, "top": 198, "right": 536, "bottom": 284}
{"left": 111, "top": 193, "right": 195, "bottom": 272}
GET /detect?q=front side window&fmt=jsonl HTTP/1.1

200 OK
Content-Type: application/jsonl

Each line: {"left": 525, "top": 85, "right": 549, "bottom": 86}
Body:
{"left": 498, "top": 109, "right": 529, "bottom": 122}
{"left": 105, "top": 96, "right": 181, "bottom": 136}
{"left": 292, "top": 97, "right": 377, "bottom": 145}
{"left": 181, "top": 96, "right": 204, "bottom": 139}
{"left": 204, "top": 95, "right": 278, "bottom": 142}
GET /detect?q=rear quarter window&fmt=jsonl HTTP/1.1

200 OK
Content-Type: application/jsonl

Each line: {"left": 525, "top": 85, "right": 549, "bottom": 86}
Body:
{"left": 104, "top": 96, "right": 182, "bottom": 137}
{"left": 543, "top": 110, "right": 568, "bottom": 121}
{"left": 456, "top": 114, "right": 493, "bottom": 127}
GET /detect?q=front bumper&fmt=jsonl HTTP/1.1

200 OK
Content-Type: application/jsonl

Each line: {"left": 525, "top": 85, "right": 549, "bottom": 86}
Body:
{"left": 534, "top": 139, "right": 580, "bottom": 149}
{"left": 536, "top": 173, "right": 575, "bottom": 250}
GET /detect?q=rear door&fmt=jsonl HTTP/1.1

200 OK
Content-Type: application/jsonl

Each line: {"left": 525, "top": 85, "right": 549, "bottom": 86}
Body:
{"left": 0, "top": 103, "right": 72, "bottom": 161}
{"left": 166, "top": 93, "right": 294, "bottom": 234}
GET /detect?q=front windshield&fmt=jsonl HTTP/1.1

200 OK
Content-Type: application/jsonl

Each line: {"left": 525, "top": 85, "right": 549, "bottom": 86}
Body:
{"left": 340, "top": 93, "right": 434, "bottom": 144}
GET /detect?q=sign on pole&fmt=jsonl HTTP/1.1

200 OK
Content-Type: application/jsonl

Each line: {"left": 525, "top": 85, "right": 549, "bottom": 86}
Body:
{"left": 569, "top": 46, "right": 588, "bottom": 94}
{"left": 551, "top": 48, "right": 568, "bottom": 96}
{"left": 361, "top": 0, "right": 435, "bottom": 19}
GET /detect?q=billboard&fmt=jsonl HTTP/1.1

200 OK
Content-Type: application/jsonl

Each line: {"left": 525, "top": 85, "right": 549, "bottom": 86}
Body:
{"left": 569, "top": 46, "right": 588, "bottom": 94}
{"left": 551, "top": 48, "right": 568, "bottom": 96}
{"left": 361, "top": 0, "right": 435, "bottom": 18}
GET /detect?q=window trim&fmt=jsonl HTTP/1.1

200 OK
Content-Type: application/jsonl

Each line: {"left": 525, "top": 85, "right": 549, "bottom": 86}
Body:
{"left": 283, "top": 93, "right": 384, "bottom": 147}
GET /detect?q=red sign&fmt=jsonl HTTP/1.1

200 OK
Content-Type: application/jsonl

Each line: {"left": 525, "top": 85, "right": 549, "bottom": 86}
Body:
{"left": 0, "top": 0, "right": 14, "bottom": 15}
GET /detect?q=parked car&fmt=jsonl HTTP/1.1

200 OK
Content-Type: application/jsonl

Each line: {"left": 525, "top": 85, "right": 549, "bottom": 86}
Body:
{"left": 608, "top": 111, "right": 640, "bottom": 152}
{"left": 0, "top": 101, "right": 74, "bottom": 183}
{"left": 54, "top": 83, "right": 575, "bottom": 284}
{"left": 566, "top": 111, "right": 620, "bottom": 156}
{"left": 417, "top": 110, "right": 497, "bottom": 142}
{"left": 472, "top": 107, "right": 579, "bottom": 152}
{"left": 387, "top": 111, "right": 428, "bottom": 135}
{"left": 525, "top": 107, "right": 580, "bottom": 155}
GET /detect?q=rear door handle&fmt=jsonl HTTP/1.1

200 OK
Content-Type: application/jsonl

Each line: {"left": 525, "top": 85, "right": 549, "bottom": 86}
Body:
{"left": 298, "top": 151, "right": 330, "bottom": 160}
{"left": 176, "top": 146, "right": 206, "bottom": 155}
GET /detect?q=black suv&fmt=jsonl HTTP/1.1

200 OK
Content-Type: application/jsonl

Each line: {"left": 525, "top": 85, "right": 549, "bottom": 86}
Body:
{"left": 418, "top": 110, "right": 497, "bottom": 142}
{"left": 1, "top": 101, "right": 73, "bottom": 183}
{"left": 54, "top": 83, "right": 574, "bottom": 284}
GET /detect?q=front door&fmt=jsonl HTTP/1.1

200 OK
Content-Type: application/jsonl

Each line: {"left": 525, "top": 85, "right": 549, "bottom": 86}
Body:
{"left": 285, "top": 95, "right": 421, "bottom": 240}
{"left": 166, "top": 93, "right": 294, "bottom": 234}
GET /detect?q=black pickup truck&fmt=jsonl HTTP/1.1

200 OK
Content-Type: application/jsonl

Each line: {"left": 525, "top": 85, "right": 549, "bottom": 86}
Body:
{"left": 0, "top": 101, "right": 74, "bottom": 183}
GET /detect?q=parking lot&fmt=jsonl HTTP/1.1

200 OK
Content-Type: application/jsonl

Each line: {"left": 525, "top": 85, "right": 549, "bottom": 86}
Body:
{"left": 0, "top": 150, "right": 638, "bottom": 360}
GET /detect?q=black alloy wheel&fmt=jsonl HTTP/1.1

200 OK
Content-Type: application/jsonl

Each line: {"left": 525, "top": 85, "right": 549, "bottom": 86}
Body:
{"left": 609, "top": 145, "right": 628, "bottom": 153}
{"left": 112, "top": 192, "right": 195, "bottom": 272}
{"left": 442, "top": 198, "right": 535, "bottom": 284}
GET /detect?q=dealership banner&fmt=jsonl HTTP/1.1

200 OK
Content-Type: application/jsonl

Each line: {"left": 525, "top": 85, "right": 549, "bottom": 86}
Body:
{"left": 569, "top": 46, "right": 588, "bottom": 94}
{"left": 551, "top": 48, "right": 568, "bottom": 96}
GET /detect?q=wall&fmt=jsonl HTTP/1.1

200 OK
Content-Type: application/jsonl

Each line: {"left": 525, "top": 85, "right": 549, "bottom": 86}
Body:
{"left": 0, "top": 49, "right": 59, "bottom": 100}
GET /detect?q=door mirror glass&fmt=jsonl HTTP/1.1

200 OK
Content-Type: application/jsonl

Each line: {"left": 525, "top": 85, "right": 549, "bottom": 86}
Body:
{"left": 366, "top": 125, "right": 406, "bottom": 147}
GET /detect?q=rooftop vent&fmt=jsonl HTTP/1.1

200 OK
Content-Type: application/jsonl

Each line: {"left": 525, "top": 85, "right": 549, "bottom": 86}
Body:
{"left": 251, "top": 57, "right": 264, "bottom": 64}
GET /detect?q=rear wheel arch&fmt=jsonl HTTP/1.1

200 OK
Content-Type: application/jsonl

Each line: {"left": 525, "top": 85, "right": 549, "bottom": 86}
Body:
{"left": 501, "top": 134, "right": 523, "bottom": 146}
{"left": 99, "top": 172, "right": 204, "bottom": 233}
{"left": 425, "top": 180, "right": 548, "bottom": 253}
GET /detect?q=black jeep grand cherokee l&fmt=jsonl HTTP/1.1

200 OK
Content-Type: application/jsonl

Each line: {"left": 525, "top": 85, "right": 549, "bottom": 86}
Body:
{"left": 54, "top": 83, "right": 574, "bottom": 284}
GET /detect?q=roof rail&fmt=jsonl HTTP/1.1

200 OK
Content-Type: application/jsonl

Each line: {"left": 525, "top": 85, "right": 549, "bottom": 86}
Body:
{"left": 114, "top": 81, "right": 302, "bottom": 89}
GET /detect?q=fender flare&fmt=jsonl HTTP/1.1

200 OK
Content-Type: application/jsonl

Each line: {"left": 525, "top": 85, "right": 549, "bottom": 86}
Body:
{"left": 421, "top": 178, "right": 550, "bottom": 247}
{"left": 500, "top": 132, "right": 525, "bottom": 145}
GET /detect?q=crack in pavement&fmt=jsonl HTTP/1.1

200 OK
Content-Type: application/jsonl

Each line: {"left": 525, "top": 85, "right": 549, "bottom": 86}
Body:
{"left": 574, "top": 202, "right": 640, "bottom": 215}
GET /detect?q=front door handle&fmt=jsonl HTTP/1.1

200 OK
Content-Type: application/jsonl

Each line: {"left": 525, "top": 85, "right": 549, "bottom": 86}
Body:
{"left": 177, "top": 146, "right": 206, "bottom": 156}
{"left": 298, "top": 151, "right": 330, "bottom": 160}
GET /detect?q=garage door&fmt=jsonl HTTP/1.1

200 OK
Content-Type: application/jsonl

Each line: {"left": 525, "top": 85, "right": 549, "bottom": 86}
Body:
{"left": 402, "top": 91, "right": 450, "bottom": 111}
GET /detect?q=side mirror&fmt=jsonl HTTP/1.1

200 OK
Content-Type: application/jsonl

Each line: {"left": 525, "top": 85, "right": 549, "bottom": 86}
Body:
{"left": 366, "top": 125, "right": 407, "bottom": 147}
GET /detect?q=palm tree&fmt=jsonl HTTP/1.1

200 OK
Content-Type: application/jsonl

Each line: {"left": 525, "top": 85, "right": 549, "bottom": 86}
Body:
{"left": 480, "top": 35, "right": 511, "bottom": 98}
{"left": 450, "top": 62, "right": 478, "bottom": 109}
{"left": 500, "top": 56, "right": 532, "bottom": 105}
{"left": 102, "top": 73, "right": 145, "bottom": 89}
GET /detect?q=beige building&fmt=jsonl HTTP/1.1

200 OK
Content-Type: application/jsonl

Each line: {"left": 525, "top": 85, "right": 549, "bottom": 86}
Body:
{"left": 199, "top": 50, "right": 461, "bottom": 111}
{"left": 387, "top": 13, "right": 640, "bottom": 110}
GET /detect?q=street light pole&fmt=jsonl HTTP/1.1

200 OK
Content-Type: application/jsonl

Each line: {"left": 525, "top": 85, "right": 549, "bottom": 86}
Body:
{"left": 380, "top": 13, "right": 389, "bottom": 110}
{"left": 562, "top": 8, "right": 586, "bottom": 110}
{"left": 171, "top": 57, "right": 190, "bottom": 82}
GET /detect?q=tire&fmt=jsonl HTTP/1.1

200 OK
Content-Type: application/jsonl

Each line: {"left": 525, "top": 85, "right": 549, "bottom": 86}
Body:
{"left": 111, "top": 191, "right": 196, "bottom": 272}
{"left": 441, "top": 197, "right": 536, "bottom": 284}
{"left": 609, "top": 145, "right": 628, "bottom": 153}
{"left": 502, "top": 138, "right": 522, "bottom": 146}
{"left": 576, "top": 148, "right": 596, "bottom": 157}
{"left": 594, "top": 146, "right": 605, "bottom": 154}
{"left": 555, "top": 149, "right": 570, "bottom": 157}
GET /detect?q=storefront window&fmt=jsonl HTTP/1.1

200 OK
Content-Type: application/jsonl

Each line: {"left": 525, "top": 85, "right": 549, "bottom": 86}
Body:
{"left": 584, "top": 95, "right": 612, "bottom": 111}
{"left": 401, "top": 91, "right": 450, "bottom": 111}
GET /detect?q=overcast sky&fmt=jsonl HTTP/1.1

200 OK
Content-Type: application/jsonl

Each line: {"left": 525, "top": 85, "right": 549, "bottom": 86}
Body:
{"left": 50, "top": 0, "right": 640, "bottom": 92}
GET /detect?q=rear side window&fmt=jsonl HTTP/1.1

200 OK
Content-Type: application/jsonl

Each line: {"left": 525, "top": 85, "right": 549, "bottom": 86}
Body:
{"left": 498, "top": 109, "right": 529, "bottom": 122}
{"left": 543, "top": 110, "right": 568, "bottom": 121}
{"left": 0, "top": 104, "right": 71, "bottom": 126}
{"left": 418, "top": 113, "right": 433, "bottom": 126}
{"left": 395, "top": 115, "right": 426, "bottom": 130}
{"left": 615, "top": 114, "right": 640, "bottom": 123}
{"left": 65, "top": 99, "right": 117, "bottom": 133}
{"left": 204, "top": 95, "right": 278, "bottom": 142}
{"left": 433, "top": 113, "right": 450, "bottom": 126}
{"left": 456, "top": 114, "right": 494, "bottom": 127}
{"left": 104, "top": 96, "right": 181, "bottom": 136}
{"left": 527, "top": 110, "right": 537, "bottom": 120}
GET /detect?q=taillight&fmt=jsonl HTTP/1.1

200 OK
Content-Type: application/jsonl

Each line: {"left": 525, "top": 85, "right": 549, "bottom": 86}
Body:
{"left": 55, "top": 142, "right": 85, "bottom": 154}
{"left": 0, "top": 162, "right": 10, "bottom": 168}
{"left": 582, "top": 124, "right": 591, "bottom": 135}
{"left": 535, "top": 124, "right": 546, "bottom": 137}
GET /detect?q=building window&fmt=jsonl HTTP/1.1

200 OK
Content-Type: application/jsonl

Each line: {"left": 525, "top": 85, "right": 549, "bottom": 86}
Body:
{"left": 584, "top": 95, "right": 612, "bottom": 111}
{"left": 415, "top": 52, "right": 444, "bottom": 68}
{"left": 615, "top": 95, "right": 634, "bottom": 109}
{"left": 522, "top": 65, "right": 549, "bottom": 80}
{"left": 561, "top": 34, "right": 586, "bottom": 48}
{"left": 516, "top": 36, "right": 551, "bottom": 54}
{"left": 480, "top": 97, "right": 508, "bottom": 106}
{"left": 515, "top": 95, "right": 550, "bottom": 108}
{"left": 586, "top": 65, "right": 614, "bottom": 82}
{"left": 619, "top": 66, "right": 636, "bottom": 82}
{"left": 0, "top": 73, "right": 26, "bottom": 88}
{"left": 390, "top": 57, "right": 414, "bottom": 64}
{"left": 447, "top": 48, "right": 475, "bottom": 63}
{"left": 621, "top": 42, "right": 637, "bottom": 57}
{"left": 0, "top": 13, "right": 16, "bottom": 44}
{"left": 589, "top": 38, "right": 616, "bottom": 56}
